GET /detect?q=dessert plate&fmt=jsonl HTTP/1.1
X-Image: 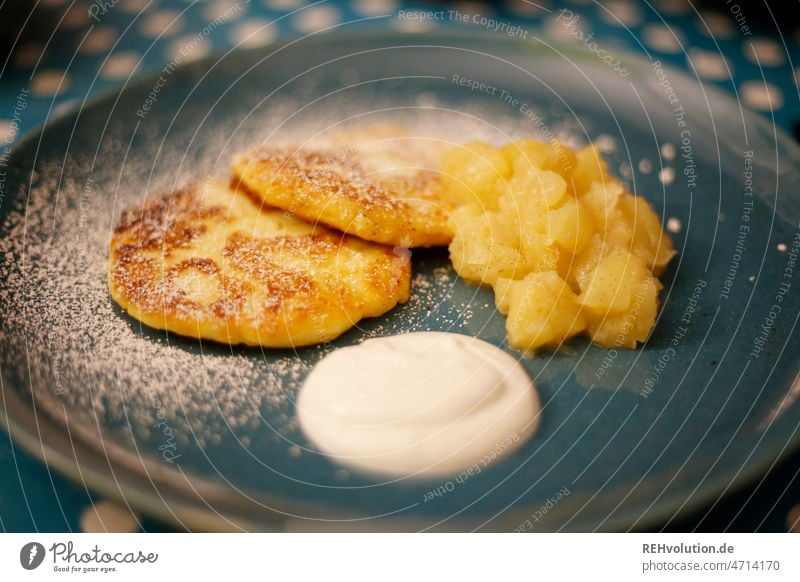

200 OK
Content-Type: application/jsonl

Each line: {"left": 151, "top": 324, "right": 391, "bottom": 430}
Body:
{"left": 2, "top": 31, "right": 799, "bottom": 531}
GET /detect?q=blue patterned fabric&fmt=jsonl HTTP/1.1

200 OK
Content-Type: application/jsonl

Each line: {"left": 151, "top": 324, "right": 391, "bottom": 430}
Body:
{"left": 1, "top": 0, "right": 798, "bottom": 532}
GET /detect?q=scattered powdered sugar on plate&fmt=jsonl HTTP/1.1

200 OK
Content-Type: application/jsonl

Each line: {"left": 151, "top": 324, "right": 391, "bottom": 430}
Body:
{"left": 0, "top": 163, "right": 309, "bottom": 451}
{"left": 0, "top": 92, "right": 587, "bottom": 480}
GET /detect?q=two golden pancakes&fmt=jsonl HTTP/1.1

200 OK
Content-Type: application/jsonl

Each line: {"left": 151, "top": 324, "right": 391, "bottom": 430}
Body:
{"left": 110, "top": 125, "right": 455, "bottom": 347}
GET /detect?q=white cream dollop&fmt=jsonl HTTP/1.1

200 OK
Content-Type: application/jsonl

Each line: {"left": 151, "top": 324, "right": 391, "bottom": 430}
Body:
{"left": 297, "top": 332, "right": 540, "bottom": 477}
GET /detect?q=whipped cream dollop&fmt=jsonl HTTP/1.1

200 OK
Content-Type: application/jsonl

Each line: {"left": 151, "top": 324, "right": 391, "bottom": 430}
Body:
{"left": 297, "top": 332, "right": 540, "bottom": 477}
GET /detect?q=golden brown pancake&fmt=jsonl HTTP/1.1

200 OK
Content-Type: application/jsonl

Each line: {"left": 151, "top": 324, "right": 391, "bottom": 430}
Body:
{"left": 109, "top": 179, "right": 410, "bottom": 347}
{"left": 231, "top": 124, "right": 455, "bottom": 248}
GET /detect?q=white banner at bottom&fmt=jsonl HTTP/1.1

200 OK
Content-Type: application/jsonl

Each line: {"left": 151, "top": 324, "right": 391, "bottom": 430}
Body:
{"left": 0, "top": 533, "right": 797, "bottom": 581}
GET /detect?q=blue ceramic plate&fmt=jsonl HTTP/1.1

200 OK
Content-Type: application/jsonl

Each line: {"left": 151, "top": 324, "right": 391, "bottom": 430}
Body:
{"left": 2, "top": 31, "right": 800, "bottom": 531}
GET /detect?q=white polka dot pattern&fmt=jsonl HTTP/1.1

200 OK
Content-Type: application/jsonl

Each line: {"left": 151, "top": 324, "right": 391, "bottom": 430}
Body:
{"left": 745, "top": 38, "right": 785, "bottom": 67}
{"left": 293, "top": 5, "right": 341, "bottom": 33}
{"left": 30, "top": 69, "right": 70, "bottom": 97}
{"left": 741, "top": 81, "right": 784, "bottom": 111}
{"left": 79, "top": 501, "right": 140, "bottom": 533}
{"left": 643, "top": 24, "right": 684, "bottom": 53}
{"left": 688, "top": 48, "right": 730, "bottom": 80}
{"left": 697, "top": 12, "right": 736, "bottom": 39}
{"left": 351, "top": 0, "right": 397, "bottom": 16}
{"left": 139, "top": 10, "right": 185, "bottom": 39}
{"left": 167, "top": 35, "right": 212, "bottom": 62}
{"left": 80, "top": 26, "right": 117, "bottom": 55}
{"left": 598, "top": 0, "right": 643, "bottom": 28}
{"left": 230, "top": 20, "right": 278, "bottom": 48}
{"left": 0, "top": 119, "right": 15, "bottom": 144}
{"left": 101, "top": 52, "right": 141, "bottom": 79}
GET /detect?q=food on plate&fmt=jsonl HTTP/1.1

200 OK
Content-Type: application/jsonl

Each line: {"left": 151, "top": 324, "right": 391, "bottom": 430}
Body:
{"left": 231, "top": 124, "right": 456, "bottom": 248}
{"left": 297, "top": 332, "right": 540, "bottom": 477}
{"left": 446, "top": 139, "right": 676, "bottom": 352}
{"left": 110, "top": 122, "right": 674, "bottom": 355}
{"left": 108, "top": 179, "right": 410, "bottom": 347}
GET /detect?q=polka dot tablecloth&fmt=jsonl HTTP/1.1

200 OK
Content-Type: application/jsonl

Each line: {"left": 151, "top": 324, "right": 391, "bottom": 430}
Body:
{"left": 1, "top": 0, "right": 799, "bottom": 532}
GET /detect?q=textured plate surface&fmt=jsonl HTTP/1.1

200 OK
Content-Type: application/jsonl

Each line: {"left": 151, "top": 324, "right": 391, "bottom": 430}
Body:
{"left": 1, "top": 31, "right": 800, "bottom": 531}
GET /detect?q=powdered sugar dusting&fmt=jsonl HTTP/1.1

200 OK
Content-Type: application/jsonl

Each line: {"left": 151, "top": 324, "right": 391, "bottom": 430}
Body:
{"left": 0, "top": 172, "right": 308, "bottom": 450}
{"left": 0, "top": 93, "right": 585, "bottom": 480}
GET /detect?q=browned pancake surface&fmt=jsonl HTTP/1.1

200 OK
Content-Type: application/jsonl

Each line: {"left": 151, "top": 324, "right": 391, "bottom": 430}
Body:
{"left": 232, "top": 125, "right": 455, "bottom": 248}
{"left": 109, "top": 179, "right": 410, "bottom": 347}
